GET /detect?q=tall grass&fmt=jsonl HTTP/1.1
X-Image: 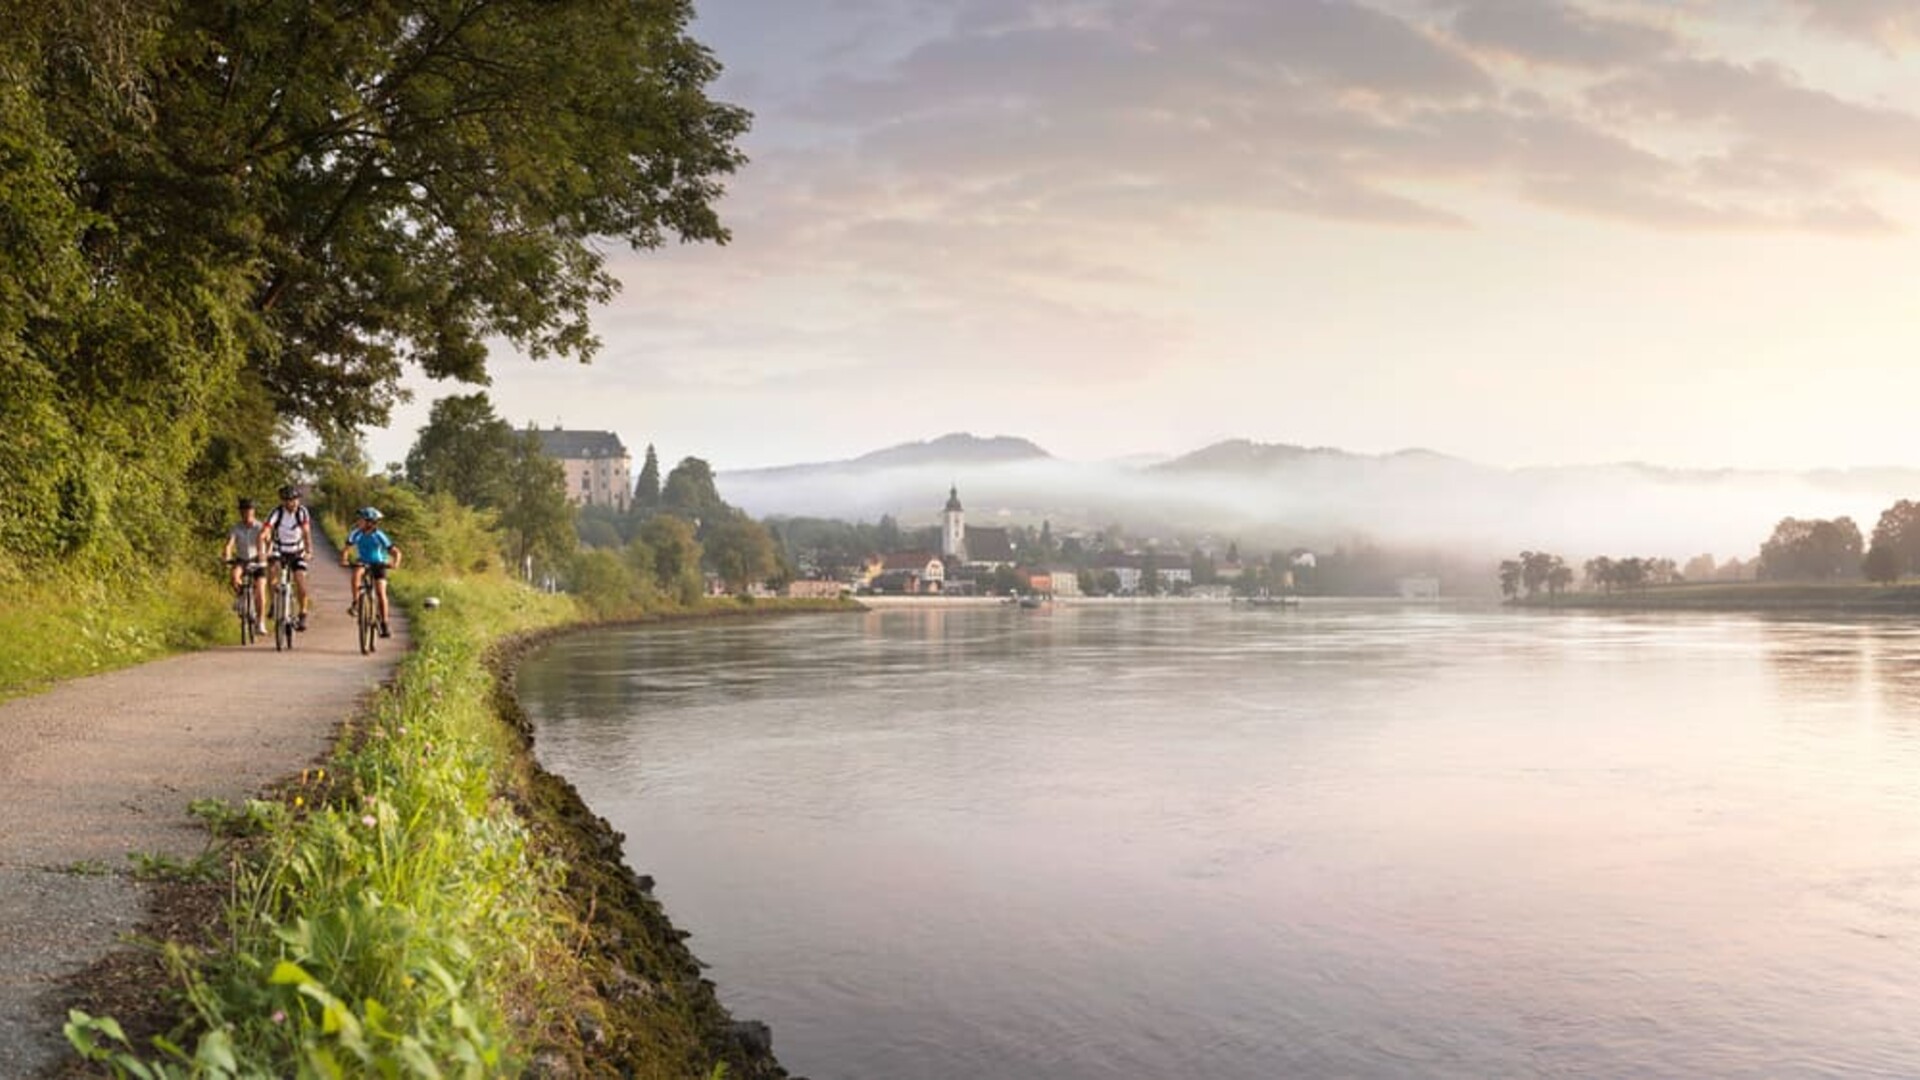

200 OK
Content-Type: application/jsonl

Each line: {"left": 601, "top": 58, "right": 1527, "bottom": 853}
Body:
{"left": 69, "top": 572, "right": 590, "bottom": 1076}
{"left": 0, "top": 563, "right": 228, "bottom": 700}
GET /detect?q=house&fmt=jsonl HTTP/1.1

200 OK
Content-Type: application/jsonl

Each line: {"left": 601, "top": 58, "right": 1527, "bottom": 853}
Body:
{"left": 872, "top": 551, "right": 945, "bottom": 594}
{"left": 784, "top": 579, "right": 846, "bottom": 600}
{"left": 531, "top": 427, "right": 632, "bottom": 512}
{"left": 1048, "top": 567, "right": 1083, "bottom": 597}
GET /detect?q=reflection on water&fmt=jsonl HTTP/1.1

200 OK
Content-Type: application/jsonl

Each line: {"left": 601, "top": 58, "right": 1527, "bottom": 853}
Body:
{"left": 520, "top": 603, "right": 1920, "bottom": 1079}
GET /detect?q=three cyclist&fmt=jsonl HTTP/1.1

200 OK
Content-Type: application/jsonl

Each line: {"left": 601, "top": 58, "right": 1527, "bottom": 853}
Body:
{"left": 221, "top": 497, "right": 269, "bottom": 636}
{"left": 264, "top": 485, "right": 315, "bottom": 631}
{"left": 342, "top": 507, "right": 402, "bottom": 639}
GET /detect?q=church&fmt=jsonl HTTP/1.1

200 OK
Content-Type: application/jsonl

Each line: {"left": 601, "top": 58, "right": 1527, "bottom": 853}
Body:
{"left": 940, "top": 485, "right": 1016, "bottom": 569}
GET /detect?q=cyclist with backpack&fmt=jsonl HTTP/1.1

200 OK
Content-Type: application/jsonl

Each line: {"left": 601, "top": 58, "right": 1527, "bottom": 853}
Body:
{"left": 221, "top": 497, "right": 269, "bottom": 636}
{"left": 265, "top": 484, "right": 315, "bottom": 631}
{"left": 342, "top": 506, "right": 402, "bottom": 639}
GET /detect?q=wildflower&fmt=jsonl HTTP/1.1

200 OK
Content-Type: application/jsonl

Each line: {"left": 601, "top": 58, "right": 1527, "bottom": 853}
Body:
{"left": 272, "top": 1009, "right": 287, "bottom": 1024}
{"left": 293, "top": 795, "right": 304, "bottom": 809}
{"left": 361, "top": 814, "right": 378, "bottom": 828}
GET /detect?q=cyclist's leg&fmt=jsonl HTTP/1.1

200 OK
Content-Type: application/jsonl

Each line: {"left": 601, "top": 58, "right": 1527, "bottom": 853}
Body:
{"left": 252, "top": 565, "right": 269, "bottom": 630}
{"left": 293, "top": 563, "right": 309, "bottom": 628}
{"left": 374, "top": 569, "right": 391, "bottom": 630}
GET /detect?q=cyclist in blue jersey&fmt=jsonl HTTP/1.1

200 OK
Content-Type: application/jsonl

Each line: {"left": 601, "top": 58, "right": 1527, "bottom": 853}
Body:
{"left": 341, "top": 507, "right": 403, "bottom": 639}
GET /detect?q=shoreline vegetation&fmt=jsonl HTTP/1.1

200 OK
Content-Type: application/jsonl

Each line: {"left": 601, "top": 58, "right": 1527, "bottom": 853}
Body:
{"left": 58, "top": 558, "right": 840, "bottom": 1076}
{"left": 1512, "top": 581, "right": 1920, "bottom": 613}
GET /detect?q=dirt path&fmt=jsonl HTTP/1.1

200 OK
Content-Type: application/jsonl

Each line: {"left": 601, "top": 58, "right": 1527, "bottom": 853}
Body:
{"left": 0, "top": 537, "right": 408, "bottom": 1075}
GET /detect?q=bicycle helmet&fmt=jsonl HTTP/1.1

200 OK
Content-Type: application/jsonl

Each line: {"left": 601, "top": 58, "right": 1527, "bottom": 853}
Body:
{"left": 357, "top": 506, "right": 383, "bottom": 522}
{"left": 279, "top": 484, "right": 300, "bottom": 500}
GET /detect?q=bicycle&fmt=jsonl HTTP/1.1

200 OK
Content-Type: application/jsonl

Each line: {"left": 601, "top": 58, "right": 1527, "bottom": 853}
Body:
{"left": 353, "top": 567, "right": 379, "bottom": 655}
{"left": 227, "top": 558, "right": 266, "bottom": 645}
{"left": 268, "top": 557, "right": 297, "bottom": 652}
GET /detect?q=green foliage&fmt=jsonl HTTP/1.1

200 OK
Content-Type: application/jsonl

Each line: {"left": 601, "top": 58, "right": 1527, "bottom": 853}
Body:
{"left": 639, "top": 515, "right": 706, "bottom": 605}
{"left": 634, "top": 444, "right": 662, "bottom": 509}
{"left": 661, "top": 457, "right": 728, "bottom": 524}
{"left": 0, "top": 565, "right": 229, "bottom": 699}
{"left": 406, "top": 395, "right": 519, "bottom": 509}
{"left": 569, "top": 549, "right": 641, "bottom": 618}
{"left": 499, "top": 433, "right": 576, "bottom": 579}
{"left": 703, "top": 513, "right": 780, "bottom": 593}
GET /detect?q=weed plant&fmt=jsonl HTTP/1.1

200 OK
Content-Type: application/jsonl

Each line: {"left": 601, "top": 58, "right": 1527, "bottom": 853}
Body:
{"left": 69, "top": 573, "right": 585, "bottom": 1076}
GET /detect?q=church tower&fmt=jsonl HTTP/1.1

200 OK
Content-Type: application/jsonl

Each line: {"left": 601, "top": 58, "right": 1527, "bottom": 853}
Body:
{"left": 942, "top": 484, "right": 967, "bottom": 564}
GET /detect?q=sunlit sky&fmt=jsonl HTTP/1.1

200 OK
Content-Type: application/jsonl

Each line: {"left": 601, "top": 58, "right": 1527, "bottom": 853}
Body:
{"left": 366, "top": 0, "right": 1920, "bottom": 474}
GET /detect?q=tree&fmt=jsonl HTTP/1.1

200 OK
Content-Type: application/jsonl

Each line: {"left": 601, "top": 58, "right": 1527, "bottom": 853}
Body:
{"left": 634, "top": 443, "right": 662, "bottom": 509}
{"left": 1758, "top": 517, "right": 1864, "bottom": 581}
{"left": 661, "top": 456, "right": 727, "bottom": 526}
{"left": 640, "top": 514, "right": 704, "bottom": 605}
{"left": 704, "top": 513, "right": 778, "bottom": 594}
{"left": 1584, "top": 556, "right": 1616, "bottom": 594}
{"left": 1864, "top": 499, "right": 1920, "bottom": 583}
{"left": 498, "top": 432, "right": 574, "bottom": 578}
{"left": 405, "top": 394, "right": 517, "bottom": 508}
{"left": 46, "top": 0, "right": 749, "bottom": 433}
{"left": 1498, "top": 559, "right": 1522, "bottom": 599}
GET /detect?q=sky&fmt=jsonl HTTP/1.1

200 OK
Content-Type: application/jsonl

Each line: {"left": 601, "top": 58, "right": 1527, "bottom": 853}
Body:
{"left": 363, "top": 0, "right": 1920, "bottom": 474}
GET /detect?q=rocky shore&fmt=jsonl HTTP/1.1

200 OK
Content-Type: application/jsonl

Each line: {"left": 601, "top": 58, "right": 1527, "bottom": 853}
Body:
{"left": 490, "top": 631, "right": 796, "bottom": 1079}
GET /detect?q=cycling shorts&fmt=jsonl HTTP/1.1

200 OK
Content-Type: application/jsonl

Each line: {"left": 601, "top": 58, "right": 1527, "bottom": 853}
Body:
{"left": 270, "top": 548, "right": 309, "bottom": 572}
{"left": 361, "top": 563, "right": 391, "bottom": 581}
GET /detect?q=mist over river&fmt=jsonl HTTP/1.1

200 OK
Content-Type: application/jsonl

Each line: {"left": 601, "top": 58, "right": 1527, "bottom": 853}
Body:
{"left": 517, "top": 602, "right": 1920, "bottom": 1079}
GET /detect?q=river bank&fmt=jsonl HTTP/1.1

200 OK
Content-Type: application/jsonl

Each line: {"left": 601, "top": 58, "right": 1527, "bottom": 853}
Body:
{"left": 1513, "top": 581, "right": 1920, "bottom": 612}
{"left": 45, "top": 577, "right": 810, "bottom": 1076}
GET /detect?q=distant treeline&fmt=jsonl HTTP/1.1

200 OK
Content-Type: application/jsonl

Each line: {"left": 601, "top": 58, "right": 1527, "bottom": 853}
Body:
{"left": 1499, "top": 498, "right": 1920, "bottom": 597}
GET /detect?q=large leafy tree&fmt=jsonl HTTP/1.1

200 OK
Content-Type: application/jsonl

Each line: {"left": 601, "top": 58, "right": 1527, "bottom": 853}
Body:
{"left": 1757, "top": 517, "right": 1863, "bottom": 581}
{"left": 2, "top": 0, "right": 746, "bottom": 569}
{"left": 1864, "top": 499, "right": 1920, "bottom": 584}
{"left": 404, "top": 393, "right": 518, "bottom": 509}
{"left": 44, "top": 0, "right": 749, "bottom": 433}
{"left": 660, "top": 456, "right": 728, "bottom": 526}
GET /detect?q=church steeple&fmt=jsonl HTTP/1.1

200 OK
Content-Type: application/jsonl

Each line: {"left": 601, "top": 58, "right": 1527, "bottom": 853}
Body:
{"left": 942, "top": 484, "right": 966, "bottom": 562}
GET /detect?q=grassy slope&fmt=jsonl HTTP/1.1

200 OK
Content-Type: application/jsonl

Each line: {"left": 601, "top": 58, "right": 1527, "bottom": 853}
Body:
{"left": 62, "top": 569, "right": 802, "bottom": 1077}
{"left": 0, "top": 566, "right": 230, "bottom": 702}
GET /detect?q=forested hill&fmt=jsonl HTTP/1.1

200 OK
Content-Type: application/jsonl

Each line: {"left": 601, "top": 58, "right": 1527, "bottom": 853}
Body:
{"left": 0, "top": 1, "right": 747, "bottom": 576}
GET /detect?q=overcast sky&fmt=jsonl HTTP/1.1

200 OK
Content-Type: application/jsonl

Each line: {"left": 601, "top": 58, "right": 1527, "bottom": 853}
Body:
{"left": 365, "top": 0, "right": 1920, "bottom": 473}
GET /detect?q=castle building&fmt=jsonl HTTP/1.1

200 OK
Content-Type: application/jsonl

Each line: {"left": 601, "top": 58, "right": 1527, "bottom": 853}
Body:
{"left": 531, "top": 428, "right": 632, "bottom": 512}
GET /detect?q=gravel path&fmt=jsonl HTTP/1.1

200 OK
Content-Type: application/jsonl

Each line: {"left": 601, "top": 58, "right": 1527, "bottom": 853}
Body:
{"left": 0, "top": 538, "right": 407, "bottom": 1075}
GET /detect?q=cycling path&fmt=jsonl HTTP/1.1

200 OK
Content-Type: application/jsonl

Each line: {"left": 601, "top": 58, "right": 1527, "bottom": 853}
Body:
{"left": 0, "top": 536, "right": 408, "bottom": 1075}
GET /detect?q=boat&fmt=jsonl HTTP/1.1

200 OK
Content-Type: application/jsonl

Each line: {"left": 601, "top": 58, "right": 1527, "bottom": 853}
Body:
{"left": 1234, "top": 590, "right": 1299, "bottom": 608}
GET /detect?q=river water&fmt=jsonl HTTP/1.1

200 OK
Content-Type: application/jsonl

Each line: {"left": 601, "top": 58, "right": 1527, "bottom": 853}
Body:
{"left": 516, "top": 602, "right": 1920, "bottom": 1079}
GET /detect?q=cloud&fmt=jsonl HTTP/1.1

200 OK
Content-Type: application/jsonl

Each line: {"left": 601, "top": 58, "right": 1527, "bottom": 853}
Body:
{"left": 1448, "top": 0, "right": 1678, "bottom": 69}
{"left": 1786, "top": 0, "right": 1920, "bottom": 51}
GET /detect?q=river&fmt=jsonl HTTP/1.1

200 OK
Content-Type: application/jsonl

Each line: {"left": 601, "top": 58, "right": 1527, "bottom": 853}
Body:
{"left": 516, "top": 601, "right": 1920, "bottom": 1079}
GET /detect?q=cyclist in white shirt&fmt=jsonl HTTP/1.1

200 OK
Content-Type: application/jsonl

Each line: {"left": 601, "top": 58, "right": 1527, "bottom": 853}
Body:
{"left": 264, "top": 484, "right": 315, "bottom": 631}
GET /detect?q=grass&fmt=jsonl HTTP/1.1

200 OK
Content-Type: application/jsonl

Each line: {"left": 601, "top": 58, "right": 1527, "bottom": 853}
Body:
{"left": 1517, "top": 580, "right": 1920, "bottom": 612}
{"left": 0, "top": 564, "right": 229, "bottom": 701}
{"left": 63, "top": 569, "right": 797, "bottom": 1077}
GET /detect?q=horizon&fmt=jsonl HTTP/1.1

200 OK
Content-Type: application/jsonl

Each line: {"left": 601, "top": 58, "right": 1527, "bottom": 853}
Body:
{"left": 363, "top": 1, "right": 1920, "bottom": 476}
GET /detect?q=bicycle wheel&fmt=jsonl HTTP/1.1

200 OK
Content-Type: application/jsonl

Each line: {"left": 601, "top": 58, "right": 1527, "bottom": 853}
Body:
{"left": 358, "top": 588, "right": 377, "bottom": 654}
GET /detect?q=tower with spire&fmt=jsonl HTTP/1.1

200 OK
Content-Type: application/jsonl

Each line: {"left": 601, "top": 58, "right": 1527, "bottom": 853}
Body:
{"left": 942, "top": 484, "right": 967, "bottom": 564}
